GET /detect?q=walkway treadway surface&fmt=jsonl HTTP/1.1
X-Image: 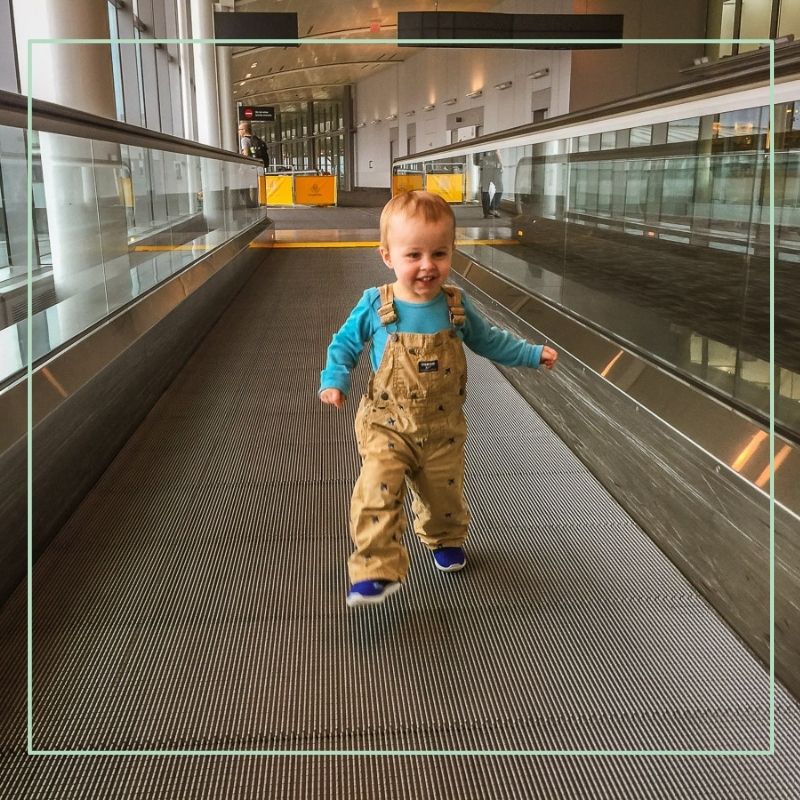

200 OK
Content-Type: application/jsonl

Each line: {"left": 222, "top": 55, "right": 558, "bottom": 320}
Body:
{"left": 0, "top": 241, "right": 798, "bottom": 797}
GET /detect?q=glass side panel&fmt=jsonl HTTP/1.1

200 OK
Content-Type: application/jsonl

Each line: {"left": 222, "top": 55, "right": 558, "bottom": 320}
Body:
{"left": 395, "top": 96, "right": 800, "bottom": 437}
{"left": 0, "top": 125, "right": 264, "bottom": 386}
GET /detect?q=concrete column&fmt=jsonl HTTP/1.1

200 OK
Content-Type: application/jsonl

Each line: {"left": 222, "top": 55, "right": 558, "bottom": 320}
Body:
{"left": 176, "top": 0, "right": 197, "bottom": 142}
{"left": 13, "top": 0, "right": 115, "bottom": 116}
{"left": 343, "top": 85, "right": 355, "bottom": 191}
{"left": 217, "top": 46, "right": 237, "bottom": 153}
{"left": 189, "top": 0, "right": 220, "bottom": 148}
{"left": 189, "top": 0, "right": 224, "bottom": 229}
{"left": 12, "top": 0, "right": 131, "bottom": 333}
{"left": 176, "top": 0, "right": 200, "bottom": 215}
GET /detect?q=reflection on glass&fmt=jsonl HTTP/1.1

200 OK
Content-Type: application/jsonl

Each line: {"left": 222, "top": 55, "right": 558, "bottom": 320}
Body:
{"left": 0, "top": 127, "right": 264, "bottom": 386}
{"left": 629, "top": 125, "right": 652, "bottom": 146}
{"left": 399, "top": 98, "right": 800, "bottom": 436}
{"left": 668, "top": 117, "right": 700, "bottom": 144}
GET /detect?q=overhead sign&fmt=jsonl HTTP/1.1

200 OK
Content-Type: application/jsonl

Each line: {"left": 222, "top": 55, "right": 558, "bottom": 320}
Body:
{"left": 239, "top": 106, "right": 276, "bottom": 122}
{"left": 214, "top": 12, "right": 299, "bottom": 45}
{"left": 398, "top": 12, "right": 624, "bottom": 49}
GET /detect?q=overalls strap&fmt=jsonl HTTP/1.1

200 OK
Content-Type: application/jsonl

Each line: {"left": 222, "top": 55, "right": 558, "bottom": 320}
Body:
{"left": 443, "top": 285, "right": 466, "bottom": 327}
{"left": 377, "top": 284, "right": 398, "bottom": 326}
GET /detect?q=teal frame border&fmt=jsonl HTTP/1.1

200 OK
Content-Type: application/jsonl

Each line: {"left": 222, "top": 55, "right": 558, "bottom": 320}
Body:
{"left": 26, "top": 36, "right": 776, "bottom": 757}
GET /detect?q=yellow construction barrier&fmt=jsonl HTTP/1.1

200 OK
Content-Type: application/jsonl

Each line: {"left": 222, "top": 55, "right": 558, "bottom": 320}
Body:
{"left": 392, "top": 173, "right": 424, "bottom": 196}
{"left": 261, "top": 174, "right": 294, "bottom": 206}
{"left": 294, "top": 175, "right": 337, "bottom": 206}
{"left": 425, "top": 173, "right": 464, "bottom": 203}
{"left": 118, "top": 175, "right": 134, "bottom": 208}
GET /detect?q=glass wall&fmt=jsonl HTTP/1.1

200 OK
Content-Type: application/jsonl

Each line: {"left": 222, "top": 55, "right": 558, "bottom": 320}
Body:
{"left": 0, "top": 124, "right": 264, "bottom": 385}
{"left": 253, "top": 100, "right": 346, "bottom": 185}
{"left": 393, "top": 95, "right": 800, "bottom": 438}
{"left": 106, "top": 0, "right": 184, "bottom": 135}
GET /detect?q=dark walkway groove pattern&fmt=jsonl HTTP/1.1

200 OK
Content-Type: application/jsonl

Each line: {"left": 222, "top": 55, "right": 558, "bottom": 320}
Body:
{"left": 0, "top": 246, "right": 798, "bottom": 798}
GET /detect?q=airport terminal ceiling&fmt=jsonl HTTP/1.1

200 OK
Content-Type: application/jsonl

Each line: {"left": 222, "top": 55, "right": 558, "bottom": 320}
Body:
{"left": 230, "top": 0, "right": 511, "bottom": 106}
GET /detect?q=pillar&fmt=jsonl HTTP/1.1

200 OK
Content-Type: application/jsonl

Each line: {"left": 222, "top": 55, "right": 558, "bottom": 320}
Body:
{"left": 217, "top": 46, "right": 237, "bottom": 153}
{"left": 189, "top": 0, "right": 225, "bottom": 229}
{"left": 12, "top": 0, "right": 131, "bottom": 336}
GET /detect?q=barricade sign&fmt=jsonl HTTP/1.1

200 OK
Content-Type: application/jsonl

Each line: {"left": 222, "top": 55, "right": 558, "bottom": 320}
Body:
{"left": 425, "top": 173, "right": 464, "bottom": 203}
{"left": 294, "top": 175, "right": 336, "bottom": 206}
{"left": 262, "top": 174, "right": 294, "bottom": 206}
{"left": 392, "top": 173, "right": 424, "bottom": 195}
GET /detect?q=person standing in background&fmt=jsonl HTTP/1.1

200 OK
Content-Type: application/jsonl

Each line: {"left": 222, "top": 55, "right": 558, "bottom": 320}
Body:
{"left": 238, "top": 121, "right": 254, "bottom": 157}
{"left": 479, "top": 150, "right": 504, "bottom": 219}
{"left": 238, "top": 121, "right": 271, "bottom": 171}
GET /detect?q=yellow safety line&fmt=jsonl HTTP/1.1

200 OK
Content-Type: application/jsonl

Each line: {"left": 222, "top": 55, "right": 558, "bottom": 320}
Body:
{"left": 133, "top": 244, "right": 209, "bottom": 251}
{"left": 257, "top": 239, "right": 519, "bottom": 249}
{"left": 133, "top": 239, "right": 519, "bottom": 252}
{"left": 258, "top": 241, "right": 379, "bottom": 248}
{"left": 460, "top": 239, "right": 519, "bottom": 246}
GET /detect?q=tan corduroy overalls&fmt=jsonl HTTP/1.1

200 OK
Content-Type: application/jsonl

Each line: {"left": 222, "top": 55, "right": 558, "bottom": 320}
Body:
{"left": 348, "top": 283, "right": 471, "bottom": 584}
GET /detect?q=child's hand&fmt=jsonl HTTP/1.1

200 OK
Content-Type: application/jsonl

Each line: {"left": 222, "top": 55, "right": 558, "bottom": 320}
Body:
{"left": 319, "top": 388, "right": 345, "bottom": 408}
{"left": 540, "top": 346, "right": 558, "bottom": 370}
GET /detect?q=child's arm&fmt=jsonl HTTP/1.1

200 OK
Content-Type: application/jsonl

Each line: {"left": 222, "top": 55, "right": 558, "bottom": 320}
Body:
{"left": 319, "top": 387, "right": 345, "bottom": 408}
{"left": 461, "top": 294, "right": 558, "bottom": 370}
{"left": 540, "top": 346, "right": 558, "bottom": 369}
{"left": 319, "top": 291, "right": 376, "bottom": 405}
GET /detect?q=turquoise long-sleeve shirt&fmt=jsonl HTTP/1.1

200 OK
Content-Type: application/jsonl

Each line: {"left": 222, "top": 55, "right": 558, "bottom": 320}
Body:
{"left": 319, "top": 287, "right": 543, "bottom": 396}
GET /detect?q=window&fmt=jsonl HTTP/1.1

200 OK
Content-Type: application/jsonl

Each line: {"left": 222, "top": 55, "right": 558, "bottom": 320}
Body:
{"left": 706, "top": 1, "right": 790, "bottom": 58}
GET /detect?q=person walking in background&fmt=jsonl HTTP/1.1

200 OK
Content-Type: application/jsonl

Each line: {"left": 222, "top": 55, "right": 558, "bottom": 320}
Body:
{"left": 319, "top": 191, "right": 558, "bottom": 608}
{"left": 479, "top": 150, "right": 504, "bottom": 218}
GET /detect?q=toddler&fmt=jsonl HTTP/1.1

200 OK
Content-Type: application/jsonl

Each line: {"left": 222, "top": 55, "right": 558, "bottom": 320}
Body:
{"left": 319, "top": 191, "right": 558, "bottom": 607}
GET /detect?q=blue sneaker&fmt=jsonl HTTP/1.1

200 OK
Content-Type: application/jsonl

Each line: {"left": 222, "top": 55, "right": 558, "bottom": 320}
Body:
{"left": 432, "top": 547, "right": 466, "bottom": 572}
{"left": 346, "top": 579, "right": 401, "bottom": 608}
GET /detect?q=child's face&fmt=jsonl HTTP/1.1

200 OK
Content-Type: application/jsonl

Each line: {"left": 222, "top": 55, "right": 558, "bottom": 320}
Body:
{"left": 379, "top": 213, "right": 454, "bottom": 302}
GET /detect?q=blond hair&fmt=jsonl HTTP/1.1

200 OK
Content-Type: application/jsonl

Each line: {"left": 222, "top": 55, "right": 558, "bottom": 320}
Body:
{"left": 379, "top": 191, "right": 456, "bottom": 250}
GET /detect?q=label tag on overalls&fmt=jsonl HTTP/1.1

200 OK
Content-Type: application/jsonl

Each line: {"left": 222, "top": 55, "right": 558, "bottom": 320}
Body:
{"left": 418, "top": 360, "right": 438, "bottom": 373}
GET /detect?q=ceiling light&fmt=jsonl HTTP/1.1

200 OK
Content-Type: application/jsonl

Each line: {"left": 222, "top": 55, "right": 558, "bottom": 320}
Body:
{"left": 443, "top": 98, "right": 457, "bottom": 105}
{"left": 405, "top": 110, "right": 415, "bottom": 116}
{"left": 385, "top": 113, "right": 397, "bottom": 120}
{"left": 245, "top": 73, "right": 252, "bottom": 78}
{"left": 250, "top": 62, "right": 257, "bottom": 69}
{"left": 529, "top": 68, "right": 549, "bottom": 80}
{"left": 465, "top": 89, "right": 482, "bottom": 99}
{"left": 494, "top": 81, "right": 512, "bottom": 90}
{"left": 423, "top": 103, "right": 435, "bottom": 111}
{"left": 371, "top": 118, "right": 381, "bottom": 125}
{"left": 356, "top": 121, "right": 366, "bottom": 128}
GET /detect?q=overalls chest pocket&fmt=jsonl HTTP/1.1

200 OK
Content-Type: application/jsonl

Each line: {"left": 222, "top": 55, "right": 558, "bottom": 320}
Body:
{"left": 391, "top": 332, "right": 467, "bottom": 403}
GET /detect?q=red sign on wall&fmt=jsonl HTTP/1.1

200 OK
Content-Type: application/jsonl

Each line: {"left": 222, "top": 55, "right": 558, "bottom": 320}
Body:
{"left": 238, "top": 106, "right": 276, "bottom": 122}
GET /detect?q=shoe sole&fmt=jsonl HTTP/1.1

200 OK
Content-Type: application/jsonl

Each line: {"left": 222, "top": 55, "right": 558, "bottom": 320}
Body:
{"left": 346, "top": 581, "right": 402, "bottom": 608}
{"left": 434, "top": 560, "right": 466, "bottom": 573}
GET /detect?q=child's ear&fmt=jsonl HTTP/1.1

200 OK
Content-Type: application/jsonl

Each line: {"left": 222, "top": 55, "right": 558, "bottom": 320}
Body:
{"left": 378, "top": 247, "right": 393, "bottom": 270}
